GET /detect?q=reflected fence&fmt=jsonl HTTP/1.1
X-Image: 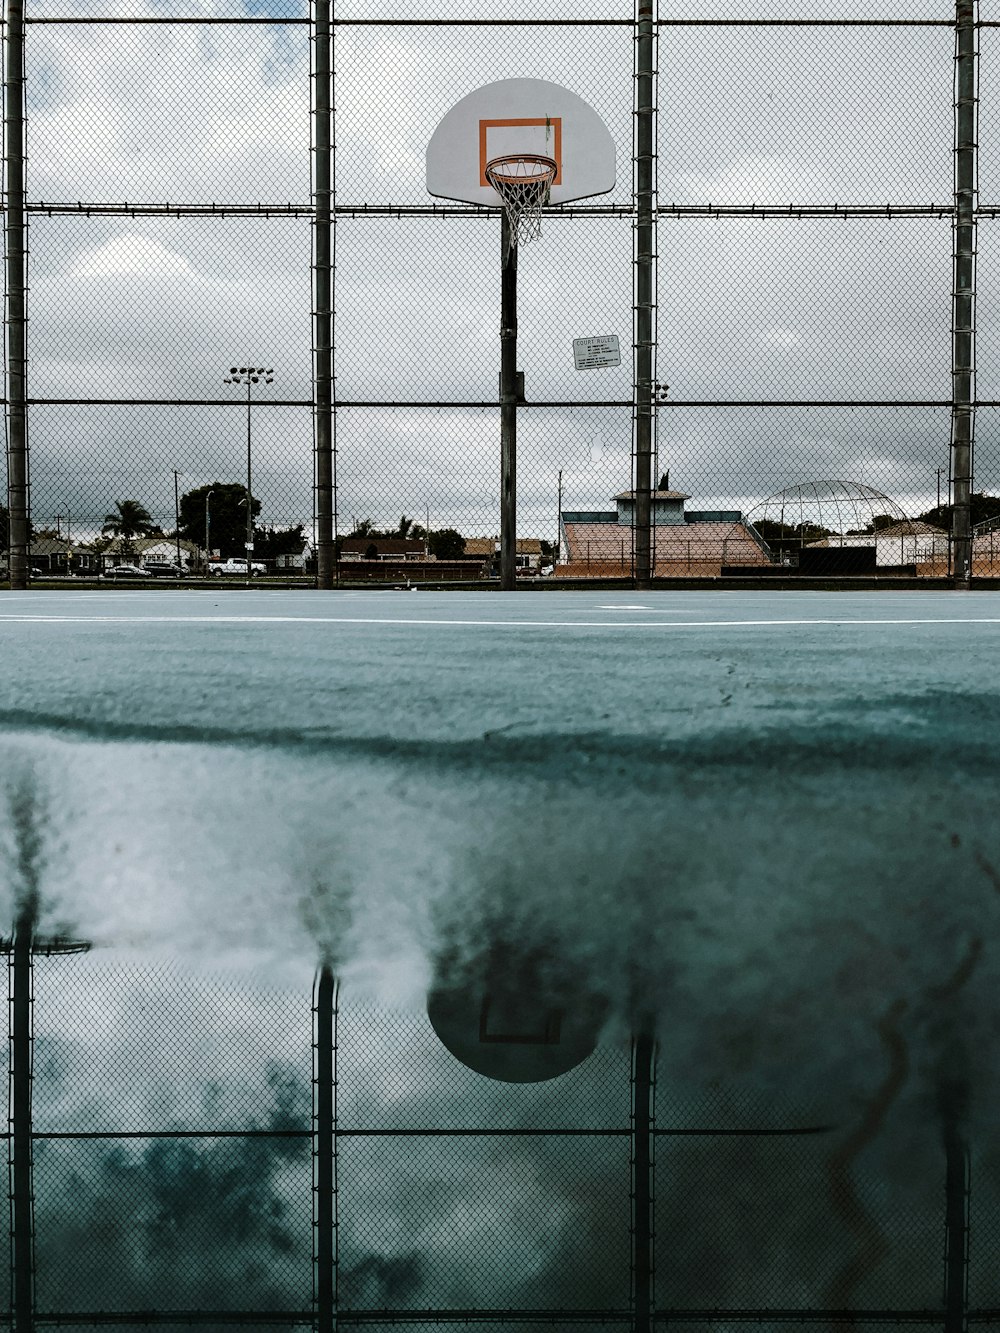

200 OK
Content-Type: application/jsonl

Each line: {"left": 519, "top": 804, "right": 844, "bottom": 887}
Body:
{"left": 4, "top": 0, "right": 1000, "bottom": 587}
{"left": 1, "top": 929, "right": 995, "bottom": 1330}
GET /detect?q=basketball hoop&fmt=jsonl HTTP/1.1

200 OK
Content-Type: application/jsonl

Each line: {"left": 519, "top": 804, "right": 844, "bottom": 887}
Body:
{"left": 485, "top": 153, "right": 557, "bottom": 252}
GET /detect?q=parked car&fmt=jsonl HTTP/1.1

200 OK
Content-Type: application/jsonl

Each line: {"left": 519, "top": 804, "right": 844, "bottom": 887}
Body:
{"left": 210, "top": 557, "right": 267, "bottom": 577}
{"left": 105, "top": 564, "right": 150, "bottom": 578}
{"left": 142, "top": 561, "right": 185, "bottom": 578}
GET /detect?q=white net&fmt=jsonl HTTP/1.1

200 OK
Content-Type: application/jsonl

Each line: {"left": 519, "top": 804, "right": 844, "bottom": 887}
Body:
{"left": 485, "top": 154, "right": 558, "bottom": 252}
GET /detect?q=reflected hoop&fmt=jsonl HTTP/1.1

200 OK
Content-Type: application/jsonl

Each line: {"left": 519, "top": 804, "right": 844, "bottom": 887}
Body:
{"left": 485, "top": 153, "right": 557, "bottom": 251}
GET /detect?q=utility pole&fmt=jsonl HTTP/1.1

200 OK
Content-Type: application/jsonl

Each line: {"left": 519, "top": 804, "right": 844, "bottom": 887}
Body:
{"left": 173, "top": 470, "right": 182, "bottom": 571}
{"left": 556, "top": 468, "right": 563, "bottom": 566}
{"left": 205, "top": 489, "right": 215, "bottom": 573}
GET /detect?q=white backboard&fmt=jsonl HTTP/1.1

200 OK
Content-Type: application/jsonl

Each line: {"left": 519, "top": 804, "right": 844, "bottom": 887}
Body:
{"left": 427, "top": 78, "right": 616, "bottom": 208}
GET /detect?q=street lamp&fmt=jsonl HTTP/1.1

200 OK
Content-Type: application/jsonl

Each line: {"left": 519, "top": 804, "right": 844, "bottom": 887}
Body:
{"left": 204, "top": 488, "right": 215, "bottom": 573}
{"left": 223, "top": 364, "right": 274, "bottom": 583}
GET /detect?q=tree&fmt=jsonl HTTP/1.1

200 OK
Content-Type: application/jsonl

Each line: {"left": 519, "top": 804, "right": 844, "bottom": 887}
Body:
{"left": 254, "top": 524, "right": 307, "bottom": 561}
{"left": 427, "top": 528, "right": 466, "bottom": 560}
{"left": 101, "top": 499, "right": 158, "bottom": 557}
{"left": 917, "top": 492, "right": 1000, "bottom": 530}
{"left": 178, "top": 483, "right": 262, "bottom": 558}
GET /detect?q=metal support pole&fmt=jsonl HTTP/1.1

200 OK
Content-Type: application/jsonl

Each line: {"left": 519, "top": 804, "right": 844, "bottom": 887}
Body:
{"left": 944, "top": 1132, "right": 970, "bottom": 1333}
{"left": 499, "top": 214, "right": 518, "bottom": 592}
{"left": 940, "top": 1073, "right": 970, "bottom": 1333}
{"left": 631, "top": 1031, "right": 655, "bottom": 1333}
{"left": 10, "top": 902, "right": 35, "bottom": 1333}
{"left": 951, "top": 0, "right": 977, "bottom": 588}
{"left": 633, "top": 0, "right": 656, "bottom": 589}
{"left": 313, "top": 0, "right": 335, "bottom": 590}
{"left": 4, "top": 0, "right": 28, "bottom": 590}
{"left": 314, "top": 965, "right": 337, "bottom": 1333}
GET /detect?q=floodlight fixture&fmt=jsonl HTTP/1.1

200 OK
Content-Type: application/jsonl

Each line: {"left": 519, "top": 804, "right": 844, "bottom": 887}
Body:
{"left": 223, "top": 361, "right": 276, "bottom": 585}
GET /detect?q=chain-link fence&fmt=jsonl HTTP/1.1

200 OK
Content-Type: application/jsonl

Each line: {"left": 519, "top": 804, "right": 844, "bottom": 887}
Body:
{"left": 0, "top": 938, "right": 991, "bottom": 1328}
{"left": 2, "top": 0, "right": 997, "bottom": 585}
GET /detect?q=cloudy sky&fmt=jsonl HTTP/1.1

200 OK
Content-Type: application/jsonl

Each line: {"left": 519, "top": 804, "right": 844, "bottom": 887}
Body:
{"left": 14, "top": 0, "right": 997, "bottom": 541}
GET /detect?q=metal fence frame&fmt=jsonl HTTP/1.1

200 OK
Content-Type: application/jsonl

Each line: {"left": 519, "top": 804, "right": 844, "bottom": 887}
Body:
{"left": 4, "top": 0, "right": 995, "bottom": 588}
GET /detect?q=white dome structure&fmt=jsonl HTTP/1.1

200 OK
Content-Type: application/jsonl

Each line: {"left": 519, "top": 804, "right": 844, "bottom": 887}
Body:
{"left": 745, "top": 481, "right": 949, "bottom": 571}
{"left": 748, "top": 480, "right": 911, "bottom": 538}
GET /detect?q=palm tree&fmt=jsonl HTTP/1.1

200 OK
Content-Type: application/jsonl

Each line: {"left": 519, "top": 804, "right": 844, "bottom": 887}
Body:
{"left": 102, "top": 499, "right": 156, "bottom": 560}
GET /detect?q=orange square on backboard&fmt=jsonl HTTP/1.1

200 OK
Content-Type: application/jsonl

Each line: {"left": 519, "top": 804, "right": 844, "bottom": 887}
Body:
{"left": 479, "top": 118, "right": 563, "bottom": 187}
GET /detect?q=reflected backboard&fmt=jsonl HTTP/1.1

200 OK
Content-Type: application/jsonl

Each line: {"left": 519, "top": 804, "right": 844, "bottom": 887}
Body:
{"left": 427, "top": 939, "right": 608, "bottom": 1083}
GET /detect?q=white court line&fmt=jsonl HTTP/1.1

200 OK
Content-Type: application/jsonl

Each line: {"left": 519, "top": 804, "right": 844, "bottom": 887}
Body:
{"left": 2, "top": 614, "right": 1000, "bottom": 628}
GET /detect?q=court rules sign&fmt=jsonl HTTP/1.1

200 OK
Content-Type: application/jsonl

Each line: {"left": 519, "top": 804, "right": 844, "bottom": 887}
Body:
{"left": 573, "top": 334, "right": 620, "bottom": 370}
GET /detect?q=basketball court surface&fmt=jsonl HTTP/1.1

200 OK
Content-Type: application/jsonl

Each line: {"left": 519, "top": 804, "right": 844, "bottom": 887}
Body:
{"left": 2, "top": 586, "right": 998, "bottom": 1106}
{"left": 3, "top": 587, "right": 997, "bottom": 744}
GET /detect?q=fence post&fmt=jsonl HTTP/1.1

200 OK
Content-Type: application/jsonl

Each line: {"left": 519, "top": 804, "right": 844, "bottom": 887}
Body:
{"left": 9, "top": 904, "right": 35, "bottom": 1333}
{"left": 943, "top": 1090, "right": 969, "bottom": 1333}
{"left": 633, "top": 0, "right": 656, "bottom": 588}
{"left": 314, "top": 966, "right": 337, "bottom": 1333}
{"left": 499, "top": 213, "right": 519, "bottom": 592}
{"left": 4, "top": 0, "right": 28, "bottom": 591}
{"left": 631, "top": 1032, "right": 655, "bottom": 1333}
{"left": 313, "top": 0, "right": 336, "bottom": 590}
{"left": 951, "top": 0, "right": 978, "bottom": 588}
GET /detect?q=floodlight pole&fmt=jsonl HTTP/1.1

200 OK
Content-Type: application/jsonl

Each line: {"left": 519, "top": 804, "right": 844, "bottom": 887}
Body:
{"left": 223, "top": 367, "right": 274, "bottom": 584}
{"left": 951, "top": 0, "right": 977, "bottom": 588}
{"left": 499, "top": 214, "right": 518, "bottom": 591}
{"left": 245, "top": 376, "right": 253, "bottom": 583}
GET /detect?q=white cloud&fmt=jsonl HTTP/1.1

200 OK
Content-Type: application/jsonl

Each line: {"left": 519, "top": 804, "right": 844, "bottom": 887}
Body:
{"left": 70, "top": 233, "right": 194, "bottom": 278}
